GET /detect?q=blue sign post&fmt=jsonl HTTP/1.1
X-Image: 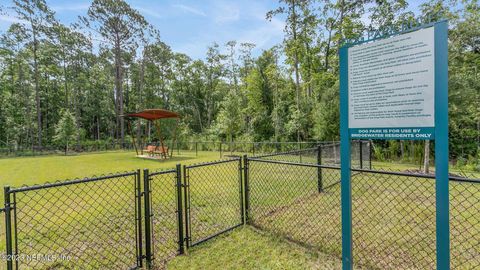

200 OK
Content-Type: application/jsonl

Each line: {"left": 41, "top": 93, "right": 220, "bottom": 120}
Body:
{"left": 339, "top": 20, "right": 449, "bottom": 270}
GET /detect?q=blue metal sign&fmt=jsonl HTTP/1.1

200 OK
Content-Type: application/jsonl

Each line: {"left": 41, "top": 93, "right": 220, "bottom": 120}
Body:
{"left": 339, "top": 20, "right": 449, "bottom": 270}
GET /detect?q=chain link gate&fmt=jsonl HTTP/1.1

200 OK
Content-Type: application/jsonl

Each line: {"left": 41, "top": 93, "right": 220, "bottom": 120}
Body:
{"left": 142, "top": 158, "right": 245, "bottom": 268}
{"left": 183, "top": 158, "right": 244, "bottom": 247}
{"left": 143, "top": 166, "right": 185, "bottom": 269}
{"left": 3, "top": 171, "right": 142, "bottom": 270}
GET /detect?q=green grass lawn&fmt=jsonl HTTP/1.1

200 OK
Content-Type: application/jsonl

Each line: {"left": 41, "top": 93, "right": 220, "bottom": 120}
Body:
{"left": 0, "top": 150, "right": 221, "bottom": 189}
{"left": 167, "top": 226, "right": 343, "bottom": 270}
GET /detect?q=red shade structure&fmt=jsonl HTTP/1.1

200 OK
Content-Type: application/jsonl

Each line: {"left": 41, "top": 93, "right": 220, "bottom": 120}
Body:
{"left": 123, "top": 109, "right": 180, "bottom": 159}
{"left": 124, "top": 109, "right": 180, "bottom": 120}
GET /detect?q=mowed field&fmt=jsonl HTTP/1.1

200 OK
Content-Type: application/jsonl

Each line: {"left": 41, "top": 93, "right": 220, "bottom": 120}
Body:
{"left": 0, "top": 150, "right": 221, "bottom": 189}
{"left": 0, "top": 151, "right": 478, "bottom": 269}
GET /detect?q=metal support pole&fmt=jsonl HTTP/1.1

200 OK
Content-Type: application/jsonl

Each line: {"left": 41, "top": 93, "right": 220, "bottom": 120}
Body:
{"left": 434, "top": 20, "right": 450, "bottom": 270}
{"left": 4, "top": 186, "right": 13, "bottom": 270}
{"left": 219, "top": 142, "right": 222, "bottom": 158}
{"left": 135, "top": 170, "right": 143, "bottom": 268}
{"left": 238, "top": 158, "right": 244, "bottom": 224}
{"left": 143, "top": 169, "right": 152, "bottom": 269}
{"left": 243, "top": 155, "right": 250, "bottom": 224}
{"left": 359, "top": 141, "right": 363, "bottom": 169}
{"left": 175, "top": 164, "right": 185, "bottom": 254}
{"left": 317, "top": 145, "right": 323, "bottom": 192}
{"left": 183, "top": 165, "right": 191, "bottom": 249}
{"left": 369, "top": 141, "right": 373, "bottom": 170}
{"left": 299, "top": 142, "right": 303, "bottom": 163}
{"left": 339, "top": 45, "right": 353, "bottom": 270}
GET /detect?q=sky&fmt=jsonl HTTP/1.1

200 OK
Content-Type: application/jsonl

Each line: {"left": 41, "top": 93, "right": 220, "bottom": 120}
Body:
{"left": 0, "top": 0, "right": 432, "bottom": 60}
{"left": 0, "top": 0, "right": 285, "bottom": 59}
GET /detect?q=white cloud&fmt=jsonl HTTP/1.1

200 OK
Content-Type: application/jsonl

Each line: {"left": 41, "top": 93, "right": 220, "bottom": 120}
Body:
{"left": 172, "top": 4, "right": 206, "bottom": 17}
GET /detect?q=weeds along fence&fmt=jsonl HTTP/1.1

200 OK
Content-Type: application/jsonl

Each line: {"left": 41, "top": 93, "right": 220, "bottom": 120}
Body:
{"left": 1, "top": 143, "right": 478, "bottom": 269}
{"left": 245, "top": 150, "right": 480, "bottom": 269}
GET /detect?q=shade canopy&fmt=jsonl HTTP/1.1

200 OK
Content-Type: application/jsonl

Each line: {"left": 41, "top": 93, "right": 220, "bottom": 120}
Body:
{"left": 123, "top": 109, "right": 180, "bottom": 120}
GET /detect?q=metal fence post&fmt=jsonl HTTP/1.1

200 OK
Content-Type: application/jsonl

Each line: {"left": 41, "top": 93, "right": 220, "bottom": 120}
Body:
{"left": 299, "top": 142, "right": 303, "bottom": 163}
{"left": 369, "top": 140, "right": 373, "bottom": 170}
{"left": 243, "top": 155, "right": 250, "bottom": 224}
{"left": 238, "top": 158, "right": 244, "bottom": 224}
{"left": 195, "top": 142, "right": 198, "bottom": 157}
{"left": 359, "top": 141, "right": 363, "bottom": 169}
{"left": 219, "top": 142, "right": 223, "bottom": 158}
{"left": 175, "top": 164, "right": 185, "bottom": 254}
{"left": 183, "top": 165, "right": 191, "bottom": 249}
{"left": 317, "top": 145, "right": 323, "bottom": 192}
{"left": 143, "top": 169, "right": 153, "bottom": 269}
{"left": 4, "top": 186, "right": 13, "bottom": 270}
{"left": 135, "top": 170, "right": 143, "bottom": 268}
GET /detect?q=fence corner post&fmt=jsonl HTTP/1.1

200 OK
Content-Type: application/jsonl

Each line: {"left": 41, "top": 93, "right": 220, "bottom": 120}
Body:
{"left": 143, "top": 169, "right": 153, "bottom": 269}
{"left": 175, "top": 164, "right": 185, "bottom": 255}
{"left": 4, "top": 186, "right": 13, "bottom": 270}
{"left": 317, "top": 145, "right": 323, "bottom": 193}
{"left": 135, "top": 170, "right": 143, "bottom": 268}
{"left": 242, "top": 155, "right": 250, "bottom": 224}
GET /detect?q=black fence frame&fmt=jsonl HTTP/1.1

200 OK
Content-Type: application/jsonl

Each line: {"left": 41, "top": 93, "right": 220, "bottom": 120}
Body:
{"left": 3, "top": 171, "right": 142, "bottom": 270}
{"left": 183, "top": 158, "right": 244, "bottom": 248}
{"left": 244, "top": 151, "right": 480, "bottom": 270}
{"left": 2, "top": 158, "right": 246, "bottom": 270}
{"left": 2, "top": 145, "right": 477, "bottom": 269}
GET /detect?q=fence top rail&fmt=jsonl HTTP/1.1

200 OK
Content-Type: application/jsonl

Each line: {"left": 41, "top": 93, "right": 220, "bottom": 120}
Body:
{"left": 352, "top": 167, "right": 480, "bottom": 183}
{"left": 251, "top": 147, "right": 319, "bottom": 159}
{"left": 248, "top": 158, "right": 479, "bottom": 184}
{"left": 247, "top": 157, "right": 340, "bottom": 170}
{"left": 148, "top": 168, "right": 177, "bottom": 176}
{"left": 179, "top": 141, "right": 334, "bottom": 145}
{"left": 8, "top": 171, "right": 138, "bottom": 194}
{"left": 185, "top": 157, "right": 241, "bottom": 169}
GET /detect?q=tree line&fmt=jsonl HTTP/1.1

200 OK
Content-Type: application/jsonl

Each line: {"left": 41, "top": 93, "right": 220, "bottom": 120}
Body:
{"left": 0, "top": 0, "right": 478, "bottom": 165}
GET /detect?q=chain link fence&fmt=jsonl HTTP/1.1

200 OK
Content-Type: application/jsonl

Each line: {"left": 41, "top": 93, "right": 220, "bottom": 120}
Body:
{"left": 0, "top": 144, "right": 478, "bottom": 269}
{"left": 184, "top": 158, "right": 244, "bottom": 247}
{"left": 246, "top": 148, "right": 479, "bottom": 269}
{"left": 147, "top": 168, "right": 182, "bottom": 269}
{"left": 0, "top": 143, "right": 136, "bottom": 157}
{"left": 4, "top": 172, "right": 141, "bottom": 269}
{"left": 246, "top": 158, "right": 342, "bottom": 257}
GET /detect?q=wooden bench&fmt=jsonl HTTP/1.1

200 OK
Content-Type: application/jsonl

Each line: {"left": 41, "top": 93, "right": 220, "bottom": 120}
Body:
{"left": 144, "top": 145, "right": 169, "bottom": 158}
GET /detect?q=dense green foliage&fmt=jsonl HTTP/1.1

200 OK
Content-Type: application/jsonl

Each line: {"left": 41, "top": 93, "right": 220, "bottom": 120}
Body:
{"left": 53, "top": 109, "right": 77, "bottom": 153}
{"left": 0, "top": 0, "right": 478, "bottom": 162}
